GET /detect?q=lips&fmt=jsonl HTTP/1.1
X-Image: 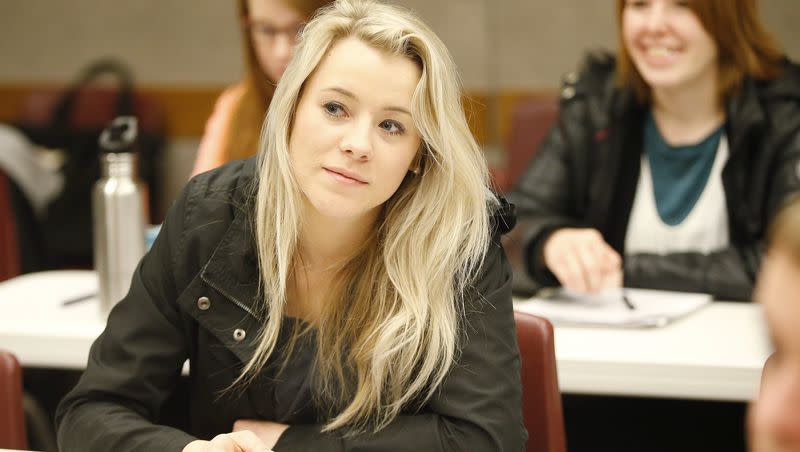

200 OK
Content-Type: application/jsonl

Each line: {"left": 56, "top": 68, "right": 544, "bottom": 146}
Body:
{"left": 646, "top": 46, "right": 675, "bottom": 58}
{"left": 637, "top": 43, "right": 681, "bottom": 67}
{"left": 323, "top": 166, "right": 368, "bottom": 184}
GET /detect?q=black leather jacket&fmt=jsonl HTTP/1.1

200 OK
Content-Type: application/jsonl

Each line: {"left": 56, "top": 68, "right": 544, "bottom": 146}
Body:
{"left": 55, "top": 158, "right": 526, "bottom": 452}
{"left": 509, "top": 53, "right": 800, "bottom": 300}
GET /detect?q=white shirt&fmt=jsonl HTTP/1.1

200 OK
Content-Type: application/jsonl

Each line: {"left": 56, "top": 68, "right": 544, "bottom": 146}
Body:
{"left": 625, "top": 135, "right": 730, "bottom": 255}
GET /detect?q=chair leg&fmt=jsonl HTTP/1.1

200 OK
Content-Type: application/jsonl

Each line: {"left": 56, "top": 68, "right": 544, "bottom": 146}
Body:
{"left": 23, "top": 393, "right": 59, "bottom": 452}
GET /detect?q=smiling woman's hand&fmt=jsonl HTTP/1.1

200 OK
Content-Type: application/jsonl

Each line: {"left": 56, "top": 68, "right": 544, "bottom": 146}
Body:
{"left": 543, "top": 227, "right": 623, "bottom": 293}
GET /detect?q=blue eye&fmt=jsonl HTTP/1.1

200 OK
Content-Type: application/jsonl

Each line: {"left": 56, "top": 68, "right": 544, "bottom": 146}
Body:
{"left": 323, "top": 102, "right": 346, "bottom": 118}
{"left": 380, "top": 120, "right": 405, "bottom": 136}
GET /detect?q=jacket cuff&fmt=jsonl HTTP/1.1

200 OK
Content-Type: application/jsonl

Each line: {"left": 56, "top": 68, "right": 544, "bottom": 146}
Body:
{"left": 273, "top": 424, "right": 341, "bottom": 452}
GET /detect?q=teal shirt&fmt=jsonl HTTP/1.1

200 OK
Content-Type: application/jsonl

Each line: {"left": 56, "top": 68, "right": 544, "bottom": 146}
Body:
{"left": 644, "top": 112, "right": 725, "bottom": 226}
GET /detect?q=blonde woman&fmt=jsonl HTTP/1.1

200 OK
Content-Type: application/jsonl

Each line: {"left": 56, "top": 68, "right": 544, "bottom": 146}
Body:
{"left": 56, "top": 1, "right": 525, "bottom": 451}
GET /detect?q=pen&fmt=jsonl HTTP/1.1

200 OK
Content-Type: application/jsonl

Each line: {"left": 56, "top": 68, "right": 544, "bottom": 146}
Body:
{"left": 621, "top": 291, "right": 636, "bottom": 310}
{"left": 62, "top": 293, "right": 96, "bottom": 306}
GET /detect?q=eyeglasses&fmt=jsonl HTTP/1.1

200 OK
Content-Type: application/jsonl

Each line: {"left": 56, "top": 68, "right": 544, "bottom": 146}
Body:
{"left": 243, "top": 17, "right": 306, "bottom": 44}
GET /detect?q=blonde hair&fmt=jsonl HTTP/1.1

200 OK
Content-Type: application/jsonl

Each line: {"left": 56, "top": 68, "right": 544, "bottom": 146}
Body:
{"left": 615, "top": 0, "right": 784, "bottom": 105}
{"left": 243, "top": 0, "right": 496, "bottom": 434}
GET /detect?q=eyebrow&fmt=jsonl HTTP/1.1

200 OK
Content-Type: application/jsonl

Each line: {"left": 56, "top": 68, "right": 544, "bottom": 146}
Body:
{"left": 323, "top": 87, "right": 412, "bottom": 116}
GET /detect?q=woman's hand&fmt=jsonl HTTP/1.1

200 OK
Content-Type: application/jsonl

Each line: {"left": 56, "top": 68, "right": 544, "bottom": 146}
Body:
{"left": 182, "top": 431, "right": 273, "bottom": 451}
{"left": 542, "top": 228, "right": 623, "bottom": 293}
{"left": 233, "top": 419, "right": 290, "bottom": 449}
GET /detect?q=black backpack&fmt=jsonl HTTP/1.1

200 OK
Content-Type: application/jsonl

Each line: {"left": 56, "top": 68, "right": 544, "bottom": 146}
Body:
{"left": 15, "top": 58, "right": 165, "bottom": 270}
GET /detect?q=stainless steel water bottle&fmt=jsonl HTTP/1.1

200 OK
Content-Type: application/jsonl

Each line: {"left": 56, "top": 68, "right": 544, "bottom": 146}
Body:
{"left": 93, "top": 116, "right": 146, "bottom": 314}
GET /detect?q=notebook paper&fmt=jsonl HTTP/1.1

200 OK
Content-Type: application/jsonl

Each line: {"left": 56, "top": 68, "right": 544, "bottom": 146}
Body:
{"left": 515, "top": 288, "right": 712, "bottom": 328}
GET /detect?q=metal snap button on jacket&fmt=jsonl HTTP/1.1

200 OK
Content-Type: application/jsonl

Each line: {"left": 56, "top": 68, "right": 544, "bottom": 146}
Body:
{"left": 197, "top": 296, "right": 211, "bottom": 311}
{"left": 233, "top": 328, "right": 246, "bottom": 342}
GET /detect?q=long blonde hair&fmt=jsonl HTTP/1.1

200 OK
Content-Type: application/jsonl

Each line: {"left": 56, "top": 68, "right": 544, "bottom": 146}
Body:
{"left": 243, "top": 0, "right": 496, "bottom": 433}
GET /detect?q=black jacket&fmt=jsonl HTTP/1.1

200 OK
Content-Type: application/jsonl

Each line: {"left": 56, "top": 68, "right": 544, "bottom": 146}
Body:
{"left": 509, "top": 53, "right": 800, "bottom": 300}
{"left": 55, "top": 158, "right": 526, "bottom": 451}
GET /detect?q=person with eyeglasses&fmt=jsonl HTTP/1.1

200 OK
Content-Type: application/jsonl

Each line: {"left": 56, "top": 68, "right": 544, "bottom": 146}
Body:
{"left": 191, "top": 0, "right": 333, "bottom": 177}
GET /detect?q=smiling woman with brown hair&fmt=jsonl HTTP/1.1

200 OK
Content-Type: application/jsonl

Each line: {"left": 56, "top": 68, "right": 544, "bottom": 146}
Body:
{"left": 510, "top": 0, "right": 800, "bottom": 301}
{"left": 56, "top": 1, "right": 525, "bottom": 451}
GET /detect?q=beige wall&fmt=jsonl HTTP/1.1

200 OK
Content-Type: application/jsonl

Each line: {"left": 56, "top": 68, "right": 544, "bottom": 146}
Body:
{"left": 2, "top": 1, "right": 798, "bottom": 90}
{"left": 3, "top": 0, "right": 798, "bottom": 214}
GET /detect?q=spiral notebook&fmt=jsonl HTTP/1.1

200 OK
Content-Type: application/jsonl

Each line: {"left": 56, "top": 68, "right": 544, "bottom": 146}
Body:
{"left": 515, "top": 287, "right": 712, "bottom": 328}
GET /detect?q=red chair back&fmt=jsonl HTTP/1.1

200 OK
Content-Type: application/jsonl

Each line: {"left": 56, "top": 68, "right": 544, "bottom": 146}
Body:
{"left": 0, "top": 350, "right": 27, "bottom": 449}
{"left": 515, "top": 311, "right": 566, "bottom": 452}
{"left": 0, "top": 170, "right": 21, "bottom": 282}
{"left": 504, "top": 96, "right": 559, "bottom": 191}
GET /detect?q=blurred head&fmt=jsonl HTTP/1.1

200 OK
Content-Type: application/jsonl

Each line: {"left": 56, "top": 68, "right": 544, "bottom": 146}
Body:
{"left": 248, "top": 0, "right": 494, "bottom": 434}
{"left": 223, "top": 0, "right": 333, "bottom": 164}
{"left": 615, "top": 0, "right": 783, "bottom": 104}
{"left": 239, "top": 0, "right": 333, "bottom": 83}
{"left": 750, "top": 196, "right": 800, "bottom": 452}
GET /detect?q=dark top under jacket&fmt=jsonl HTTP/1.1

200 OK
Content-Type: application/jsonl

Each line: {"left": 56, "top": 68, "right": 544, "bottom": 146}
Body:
{"left": 508, "top": 52, "right": 800, "bottom": 300}
{"left": 55, "top": 157, "right": 526, "bottom": 452}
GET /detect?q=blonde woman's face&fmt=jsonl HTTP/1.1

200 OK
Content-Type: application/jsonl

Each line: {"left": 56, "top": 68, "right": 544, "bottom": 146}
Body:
{"left": 622, "top": 0, "right": 718, "bottom": 94}
{"left": 749, "top": 250, "right": 800, "bottom": 452}
{"left": 247, "top": 0, "right": 306, "bottom": 82}
{"left": 288, "top": 37, "right": 422, "bottom": 223}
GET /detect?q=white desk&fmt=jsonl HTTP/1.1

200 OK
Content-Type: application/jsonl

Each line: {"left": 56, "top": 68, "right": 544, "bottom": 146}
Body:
{"left": 0, "top": 271, "right": 104, "bottom": 369}
{"left": 527, "top": 300, "right": 772, "bottom": 402}
{"left": 0, "top": 272, "right": 771, "bottom": 402}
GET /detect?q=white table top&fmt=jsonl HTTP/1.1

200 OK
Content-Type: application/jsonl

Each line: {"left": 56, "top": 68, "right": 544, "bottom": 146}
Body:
{"left": 530, "top": 300, "right": 772, "bottom": 402}
{"left": 0, "top": 270, "right": 104, "bottom": 369}
{"left": 0, "top": 271, "right": 771, "bottom": 402}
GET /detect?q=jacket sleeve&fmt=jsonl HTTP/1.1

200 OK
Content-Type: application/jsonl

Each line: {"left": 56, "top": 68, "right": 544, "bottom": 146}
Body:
{"left": 506, "top": 94, "right": 591, "bottom": 291}
{"left": 625, "top": 130, "right": 800, "bottom": 301}
{"left": 55, "top": 180, "right": 198, "bottom": 452}
{"left": 272, "top": 241, "right": 527, "bottom": 452}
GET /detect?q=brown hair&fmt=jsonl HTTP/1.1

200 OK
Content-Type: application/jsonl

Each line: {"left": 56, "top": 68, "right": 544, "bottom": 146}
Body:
{"left": 615, "top": 0, "right": 785, "bottom": 105}
{"left": 768, "top": 195, "right": 800, "bottom": 265}
{"left": 223, "top": 0, "right": 334, "bottom": 162}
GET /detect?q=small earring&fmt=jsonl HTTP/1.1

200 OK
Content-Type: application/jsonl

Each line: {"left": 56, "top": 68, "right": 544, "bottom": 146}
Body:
{"left": 409, "top": 168, "right": 420, "bottom": 175}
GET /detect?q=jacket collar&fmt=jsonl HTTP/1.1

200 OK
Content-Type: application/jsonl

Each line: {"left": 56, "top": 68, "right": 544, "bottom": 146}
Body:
{"left": 726, "top": 76, "right": 767, "bottom": 158}
{"left": 200, "top": 188, "right": 263, "bottom": 321}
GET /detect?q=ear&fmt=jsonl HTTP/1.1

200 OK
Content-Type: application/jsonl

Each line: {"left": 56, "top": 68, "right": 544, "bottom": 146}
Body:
{"left": 409, "top": 143, "right": 426, "bottom": 175}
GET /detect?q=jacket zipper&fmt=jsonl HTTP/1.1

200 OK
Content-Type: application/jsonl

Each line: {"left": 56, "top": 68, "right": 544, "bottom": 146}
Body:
{"left": 200, "top": 273, "right": 263, "bottom": 321}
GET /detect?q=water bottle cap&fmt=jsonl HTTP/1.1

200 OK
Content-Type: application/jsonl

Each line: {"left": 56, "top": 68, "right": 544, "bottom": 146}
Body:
{"left": 99, "top": 116, "right": 138, "bottom": 153}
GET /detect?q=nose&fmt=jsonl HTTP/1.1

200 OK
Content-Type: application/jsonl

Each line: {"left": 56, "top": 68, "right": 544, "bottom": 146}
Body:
{"left": 644, "top": 2, "right": 669, "bottom": 32}
{"left": 273, "top": 34, "right": 294, "bottom": 62}
{"left": 340, "top": 117, "right": 372, "bottom": 161}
